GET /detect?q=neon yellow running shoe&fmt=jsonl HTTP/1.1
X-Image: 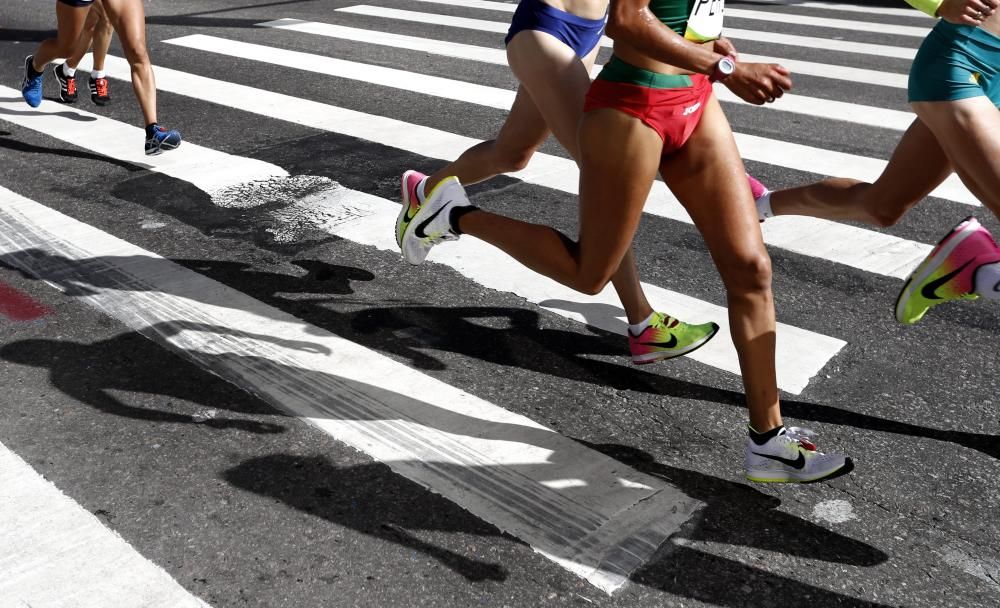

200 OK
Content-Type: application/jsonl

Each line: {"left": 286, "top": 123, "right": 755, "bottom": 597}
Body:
{"left": 895, "top": 217, "right": 1000, "bottom": 324}
{"left": 396, "top": 170, "right": 426, "bottom": 248}
{"left": 627, "top": 312, "right": 720, "bottom": 364}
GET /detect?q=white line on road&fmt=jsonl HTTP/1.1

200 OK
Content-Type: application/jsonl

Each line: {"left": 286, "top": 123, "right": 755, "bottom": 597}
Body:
{"left": 0, "top": 84, "right": 846, "bottom": 391}
{"left": 80, "top": 54, "right": 935, "bottom": 280}
{"left": 0, "top": 184, "right": 700, "bottom": 593}
{"left": 334, "top": 5, "right": 921, "bottom": 59}
{"left": 0, "top": 441, "right": 212, "bottom": 608}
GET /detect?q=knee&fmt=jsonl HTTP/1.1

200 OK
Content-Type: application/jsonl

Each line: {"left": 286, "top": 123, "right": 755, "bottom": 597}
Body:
{"left": 719, "top": 250, "right": 773, "bottom": 295}
{"left": 494, "top": 144, "right": 534, "bottom": 173}
{"left": 121, "top": 37, "right": 149, "bottom": 64}
{"left": 575, "top": 274, "right": 611, "bottom": 296}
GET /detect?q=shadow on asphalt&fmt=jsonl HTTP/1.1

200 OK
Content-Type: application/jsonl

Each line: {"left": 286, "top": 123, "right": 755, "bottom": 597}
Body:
{"left": 0, "top": 135, "right": 150, "bottom": 171}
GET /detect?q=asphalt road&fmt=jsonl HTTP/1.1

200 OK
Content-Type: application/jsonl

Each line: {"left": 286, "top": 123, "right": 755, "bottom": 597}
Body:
{"left": 0, "top": 1, "right": 998, "bottom": 606}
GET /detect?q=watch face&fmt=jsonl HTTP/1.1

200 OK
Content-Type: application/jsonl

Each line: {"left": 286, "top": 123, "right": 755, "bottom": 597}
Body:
{"left": 719, "top": 57, "right": 736, "bottom": 75}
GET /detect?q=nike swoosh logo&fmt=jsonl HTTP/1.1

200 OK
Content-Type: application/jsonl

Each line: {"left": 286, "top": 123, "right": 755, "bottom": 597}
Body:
{"left": 921, "top": 259, "right": 975, "bottom": 301}
{"left": 638, "top": 335, "right": 678, "bottom": 349}
{"left": 993, "top": 279, "right": 1000, "bottom": 293}
{"left": 414, "top": 203, "right": 449, "bottom": 239}
{"left": 751, "top": 450, "right": 806, "bottom": 469}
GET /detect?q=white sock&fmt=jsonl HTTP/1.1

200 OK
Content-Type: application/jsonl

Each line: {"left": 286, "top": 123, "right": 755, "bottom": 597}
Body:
{"left": 92, "top": 70, "right": 106, "bottom": 79}
{"left": 756, "top": 191, "right": 774, "bottom": 222}
{"left": 974, "top": 262, "right": 1000, "bottom": 300}
{"left": 62, "top": 64, "right": 76, "bottom": 77}
{"left": 628, "top": 312, "right": 658, "bottom": 335}
{"left": 416, "top": 177, "right": 427, "bottom": 203}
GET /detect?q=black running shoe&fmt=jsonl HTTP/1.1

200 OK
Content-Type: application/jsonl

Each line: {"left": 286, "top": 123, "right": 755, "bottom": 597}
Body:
{"left": 53, "top": 63, "right": 77, "bottom": 103}
{"left": 89, "top": 75, "right": 111, "bottom": 105}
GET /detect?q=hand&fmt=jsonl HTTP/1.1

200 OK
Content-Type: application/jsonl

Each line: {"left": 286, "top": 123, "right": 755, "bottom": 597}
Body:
{"left": 939, "top": 0, "right": 998, "bottom": 25}
{"left": 713, "top": 37, "right": 739, "bottom": 60}
{"left": 723, "top": 62, "right": 792, "bottom": 105}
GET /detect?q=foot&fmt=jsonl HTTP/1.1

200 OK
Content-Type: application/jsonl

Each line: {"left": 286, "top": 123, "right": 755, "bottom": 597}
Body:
{"left": 89, "top": 75, "right": 111, "bottom": 105}
{"left": 895, "top": 216, "right": 1000, "bottom": 324}
{"left": 399, "top": 176, "right": 470, "bottom": 265}
{"left": 21, "top": 56, "right": 43, "bottom": 108}
{"left": 52, "top": 64, "right": 77, "bottom": 103}
{"left": 745, "top": 427, "right": 853, "bottom": 483}
{"left": 396, "top": 169, "right": 426, "bottom": 248}
{"left": 144, "top": 124, "right": 182, "bottom": 156}
{"left": 627, "top": 312, "right": 719, "bottom": 364}
{"left": 746, "top": 173, "right": 772, "bottom": 222}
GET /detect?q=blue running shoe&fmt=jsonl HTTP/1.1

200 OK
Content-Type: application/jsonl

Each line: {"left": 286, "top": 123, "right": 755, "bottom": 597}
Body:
{"left": 21, "top": 56, "right": 43, "bottom": 108}
{"left": 144, "top": 124, "right": 182, "bottom": 155}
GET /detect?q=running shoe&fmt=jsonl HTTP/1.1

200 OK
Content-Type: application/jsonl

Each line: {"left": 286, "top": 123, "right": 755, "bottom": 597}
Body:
{"left": 21, "top": 56, "right": 43, "bottom": 108}
{"left": 396, "top": 169, "right": 426, "bottom": 247}
{"left": 628, "top": 312, "right": 720, "bottom": 364}
{"left": 89, "top": 75, "right": 111, "bottom": 105}
{"left": 745, "top": 426, "right": 853, "bottom": 483}
{"left": 399, "top": 176, "right": 471, "bottom": 265}
{"left": 52, "top": 63, "right": 77, "bottom": 103}
{"left": 895, "top": 216, "right": 1000, "bottom": 324}
{"left": 144, "top": 124, "right": 182, "bottom": 156}
{"left": 746, "top": 173, "right": 772, "bottom": 222}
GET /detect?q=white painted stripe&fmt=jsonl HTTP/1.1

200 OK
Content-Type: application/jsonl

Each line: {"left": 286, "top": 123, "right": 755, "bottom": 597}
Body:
{"left": 164, "top": 35, "right": 966, "bottom": 202}
{"left": 783, "top": 1, "right": 932, "bottom": 18}
{"left": 335, "top": 5, "right": 921, "bottom": 59}
{"left": 85, "top": 54, "right": 935, "bottom": 280}
{"left": 0, "top": 86, "right": 285, "bottom": 198}
{"left": 0, "top": 68, "right": 844, "bottom": 390}
{"left": 398, "top": 0, "right": 931, "bottom": 37}
{"left": 725, "top": 8, "right": 930, "bottom": 38}
{"left": 259, "top": 18, "right": 909, "bottom": 89}
{"left": 166, "top": 34, "right": 515, "bottom": 109}
{"left": 257, "top": 18, "right": 510, "bottom": 64}
{"left": 0, "top": 441, "right": 211, "bottom": 607}
{"left": 0, "top": 185, "right": 701, "bottom": 593}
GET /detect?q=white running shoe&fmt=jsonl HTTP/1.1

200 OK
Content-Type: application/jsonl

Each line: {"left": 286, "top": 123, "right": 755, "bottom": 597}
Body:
{"left": 400, "top": 176, "right": 471, "bottom": 265}
{"left": 744, "top": 427, "right": 853, "bottom": 483}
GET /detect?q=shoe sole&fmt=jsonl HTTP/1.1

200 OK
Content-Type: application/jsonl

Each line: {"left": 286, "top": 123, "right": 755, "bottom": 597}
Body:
{"left": 396, "top": 170, "right": 420, "bottom": 248}
{"left": 746, "top": 457, "right": 854, "bottom": 484}
{"left": 401, "top": 176, "right": 457, "bottom": 265}
{"left": 631, "top": 322, "right": 720, "bottom": 365}
{"left": 894, "top": 216, "right": 977, "bottom": 324}
{"left": 145, "top": 139, "right": 182, "bottom": 156}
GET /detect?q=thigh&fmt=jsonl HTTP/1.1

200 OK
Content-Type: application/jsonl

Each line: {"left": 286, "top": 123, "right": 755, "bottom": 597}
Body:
{"left": 54, "top": 1, "right": 91, "bottom": 46}
{"left": 507, "top": 29, "right": 594, "bottom": 160}
{"left": 100, "top": 0, "right": 144, "bottom": 45}
{"left": 492, "top": 85, "right": 551, "bottom": 159}
{"left": 913, "top": 97, "right": 1000, "bottom": 214}
{"left": 868, "top": 117, "right": 953, "bottom": 211}
{"left": 576, "top": 108, "right": 664, "bottom": 280}
{"left": 660, "top": 95, "right": 765, "bottom": 265}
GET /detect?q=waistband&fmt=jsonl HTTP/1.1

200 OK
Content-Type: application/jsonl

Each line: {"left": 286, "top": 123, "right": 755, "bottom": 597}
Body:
{"left": 596, "top": 56, "right": 697, "bottom": 89}
{"left": 934, "top": 19, "right": 1000, "bottom": 49}
{"left": 518, "top": 0, "right": 607, "bottom": 28}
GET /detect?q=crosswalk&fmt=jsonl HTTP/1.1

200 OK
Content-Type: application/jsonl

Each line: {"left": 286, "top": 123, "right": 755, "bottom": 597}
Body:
{"left": 1, "top": 1, "right": 998, "bottom": 605}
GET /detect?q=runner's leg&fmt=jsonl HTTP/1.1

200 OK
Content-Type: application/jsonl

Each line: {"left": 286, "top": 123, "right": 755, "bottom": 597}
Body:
{"left": 767, "top": 118, "right": 953, "bottom": 226}
{"left": 90, "top": 0, "right": 113, "bottom": 73}
{"left": 101, "top": 0, "right": 156, "bottom": 125}
{"left": 32, "top": 2, "right": 91, "bottom": 69}
{"left": 64, "top": 4, "right": 99, "bottom": 70}
{"left": 660, "top": 96, "right": 780, "bottom": 431}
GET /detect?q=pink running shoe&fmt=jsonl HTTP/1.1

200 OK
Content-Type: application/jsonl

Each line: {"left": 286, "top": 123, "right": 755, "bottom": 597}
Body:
{"left": 396, "top": 170, "right": 427, "bottom": 248}
{"left": 628, "top": 312, "right": 720, "bottom": 364}
{"left": 895, "top": 216, "right": 1000, "bottom": 324}
{"left": 747, "top": 173, "right": 768, "bottom": 201}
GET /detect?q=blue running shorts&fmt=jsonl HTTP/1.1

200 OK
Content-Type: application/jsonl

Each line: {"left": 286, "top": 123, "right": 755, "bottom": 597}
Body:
{"left": 504, "top": 0, "right": 606, "bottom": 58}
{"left": 57, "top": 0, "right": 95, "bottom": 6}
{"left": 909, "top": 20, "right": 1000, "bottom": 107}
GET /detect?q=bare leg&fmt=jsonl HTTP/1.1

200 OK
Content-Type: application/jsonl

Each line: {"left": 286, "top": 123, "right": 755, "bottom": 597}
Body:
{"left": 90, "top": 0, "right": 114, "bottom": 73}
{"left": 456, "top": 107, "right": 664, "bottom": 296}
{"left": 769, "top": 118, "right": 953, "bottom": 227}
{"left": 32, "top": 2, "right": 91, "bottom": 69}
{"left": 64, "top": 4, "right": 99, "bottom": 70}
{"left": 661, "top": 97, "right": 780, "bottom": 431}
{"left": 102, "top": 0, "right": 156, "bottom": 125}
{"left": 913, "top": 97, "right": 1000, "bottom": 219}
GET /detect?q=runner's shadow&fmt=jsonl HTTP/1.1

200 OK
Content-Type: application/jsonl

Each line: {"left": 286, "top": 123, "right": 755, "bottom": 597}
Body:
{"left": 0, "top": 102, "right": 98, "bottom": 121}
{"left": 0, "top": 135, "right": 147, "bottom": 172}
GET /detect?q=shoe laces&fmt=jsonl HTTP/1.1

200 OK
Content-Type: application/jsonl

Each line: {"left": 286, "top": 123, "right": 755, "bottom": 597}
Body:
{"left": 66, "top": 77, "right": 77, "bottom": 95}
{"left": 94, "top": 78, "right": 109, "bottom": 97}
{"left": 785, "top": 426, "right": 818, "bottom": 452}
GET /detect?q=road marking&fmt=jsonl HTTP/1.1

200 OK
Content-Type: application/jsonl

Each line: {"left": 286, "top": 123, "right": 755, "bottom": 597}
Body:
{"left": 0, "top": 86, "right": 285, "bottom": 200}
{"left": 771, "top": 1, "right": 933, "bottom": 18}
{"left": 0, "top": 440, "right": 211, "bottom": 607}
{"left": 395, "top": 0, "right": 931, "bottom": 37}
{"left": 80, "top": 54, "right": 936, "bottom": 279}
{"left": 0, "top": 185, "right": 701, "bottom": 593}
{"left": 190, "top": 32, "right": 913, "bottom": 130}
{"left": 258, "top": 18, "right": 910, "bottom": 89}
{"left": 335, "top": 5, "right": 920, "bottom": 59}
{"left": 0, "top": 281, "right": 50, "bottom": 321}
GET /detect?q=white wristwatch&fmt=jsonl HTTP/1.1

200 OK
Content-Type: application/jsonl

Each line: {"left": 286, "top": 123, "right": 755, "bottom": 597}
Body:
{"left": 710, "top": 55, "right": 737, "bottom": 83}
